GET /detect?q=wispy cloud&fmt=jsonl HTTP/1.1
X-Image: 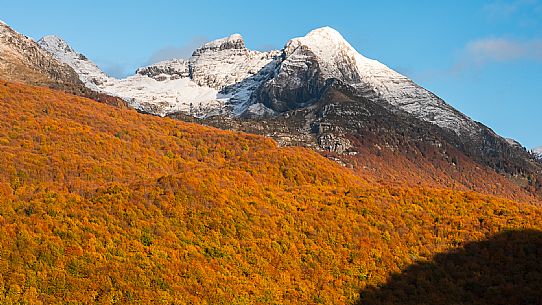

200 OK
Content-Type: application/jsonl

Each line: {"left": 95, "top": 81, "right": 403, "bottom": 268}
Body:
{"left": 452, "top": 37, "right": 542, "bottom": 73}
{"left": 483, "top": 0, "right": 540, "bottom": 19}
{"left": 146, "top": 36, "right": 208, "bottom": 64}
{"left": 469, "top": 38, "right": 542, "bottom": 62}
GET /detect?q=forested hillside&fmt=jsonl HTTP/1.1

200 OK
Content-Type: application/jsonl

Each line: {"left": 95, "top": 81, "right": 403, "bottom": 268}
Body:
{"left": 1, "top": 81, "right": 541, "bottom": 304}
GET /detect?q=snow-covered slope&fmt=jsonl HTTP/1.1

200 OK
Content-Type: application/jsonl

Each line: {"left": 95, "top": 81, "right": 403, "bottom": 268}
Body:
{"left": 105, "top": 75, "right": 222, "bottom": 116}
{"left": 40, "top": 34, "right": 279, "bottom": 117}
{"left": 38, "top": 36, "right": 112, "bottom": 91}
{"left": 533, "top": 147, "right": 542, "bottom": 160}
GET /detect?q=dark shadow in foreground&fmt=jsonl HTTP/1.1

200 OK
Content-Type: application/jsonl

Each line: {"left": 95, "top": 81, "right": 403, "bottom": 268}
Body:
{"left": 357, "top": 229, "right": 542, "bottom": 305}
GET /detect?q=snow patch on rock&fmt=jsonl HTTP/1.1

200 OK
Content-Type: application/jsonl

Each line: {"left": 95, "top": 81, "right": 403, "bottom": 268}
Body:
{"left": 38, "top": 35, "right": 112, "bottom": 91}
{"left": 188, "top": 34, "right": 279, "bottom": 90}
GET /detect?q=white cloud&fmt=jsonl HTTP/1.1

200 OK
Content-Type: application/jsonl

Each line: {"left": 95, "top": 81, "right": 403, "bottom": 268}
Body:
{"left": 465, "top": 38, "right": 542, "bottom": 63}
{"left": 451, "top": 37, "right": 542, "bottom": 73}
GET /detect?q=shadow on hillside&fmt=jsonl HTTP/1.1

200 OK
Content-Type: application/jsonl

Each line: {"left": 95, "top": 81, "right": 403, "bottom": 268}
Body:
{"left": 357, "top": 229, "right": 542, "bottom": 305}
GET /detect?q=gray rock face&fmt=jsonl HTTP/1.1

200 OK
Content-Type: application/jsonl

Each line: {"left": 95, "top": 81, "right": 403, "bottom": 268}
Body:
{"left": 254, "top": 30, "right": 363, "bottom": 113}
{"left": 317, "top": 133, "right": 352, "bottom": 154}
{"left": 192, "top": 34, "right": 245, "bottom": 55}
{"left": 255, "top": 47, "right": 326, "bottom": 112}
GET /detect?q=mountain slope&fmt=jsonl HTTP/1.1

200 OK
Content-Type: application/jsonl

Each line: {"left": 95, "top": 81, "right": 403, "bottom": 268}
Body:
{"left": 0, "top": 20, "right": 82, "bottom": 88}
{"left": 188, "top": 80, "right": 540, "bottom": 203}
{"left": 0, "top": 22, "right": 127, "bottom": 109}
{"left": 39, "top": 27, "right": 477, "bottom": 137}
{"left": 251, "top": 28, "right": 542, "bottom": 187}
{"left": 39, "top": 27, "right": 542, "bottom": 198}
{"left": 2, "top": 81, "right": 542, "bottom": 304}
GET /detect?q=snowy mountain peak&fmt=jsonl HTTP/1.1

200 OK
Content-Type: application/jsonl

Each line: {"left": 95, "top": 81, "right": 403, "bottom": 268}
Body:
{"left": 262, "top": 27, "right": 480, "bottom": 137}
{"left": 288, "top": 27, "right": 340, "bottom": 53}
{"left": 39, "top": 35, "right": 77, "bottom": 56}
{"left": 283, "top": 26, "right": 362, "bottom": 83}
{"left": 297, "top": 26, "right": 350, "bottom": 48}
{"left": 39, "top": 26, "right": 479, "bottom": 138}
{"left": 193, "top": 34, "right": 246, "bottom": 55}
{"left": 533, "top": 147, "right": 542, "bottom": 160}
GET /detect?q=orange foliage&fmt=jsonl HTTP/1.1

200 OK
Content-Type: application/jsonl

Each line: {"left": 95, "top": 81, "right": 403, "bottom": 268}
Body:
{"left": 1, "top": 81, "right": 542, "bottom": 304}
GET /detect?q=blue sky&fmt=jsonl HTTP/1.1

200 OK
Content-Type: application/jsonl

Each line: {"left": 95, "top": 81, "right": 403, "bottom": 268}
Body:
{"left": 1, "top": 0, "right": 541, "bottom": 148}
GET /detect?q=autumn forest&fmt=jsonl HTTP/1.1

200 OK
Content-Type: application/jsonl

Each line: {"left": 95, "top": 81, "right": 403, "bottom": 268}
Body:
{"left": 1, "top": 81, "right": 542, "bottom": 304}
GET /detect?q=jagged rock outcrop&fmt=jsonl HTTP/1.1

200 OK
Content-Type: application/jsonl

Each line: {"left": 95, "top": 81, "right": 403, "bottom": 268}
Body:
{"left": 136, "top": 59, "right": 189, "bottom": 80}
{"left": 190, "top": 34, "right": 254, "bottom": 88}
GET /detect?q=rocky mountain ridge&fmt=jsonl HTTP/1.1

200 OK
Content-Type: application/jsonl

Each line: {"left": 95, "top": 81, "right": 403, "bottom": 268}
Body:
{"left": 254, "top": 28, "right": 480, "bottom": 138}
{"left": 0, "top": 20, "right": 82, "bottom": 88}
{"left": 37, "top": 26, "right": 480, "bottom": 139}
{"left": 39, "top": 33, "right": 280, "bottom": 117}
{"left": 38, "top": 35, "right": 111, "bottom": 91}
{"left": 0, "top": 22, "right": 127, "bottom": 108}
{"left": 2, "top": 20, "right": 540, "bottom": 197}
{"left": 33, "top": 26, "right": 500, "bottom": 142}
